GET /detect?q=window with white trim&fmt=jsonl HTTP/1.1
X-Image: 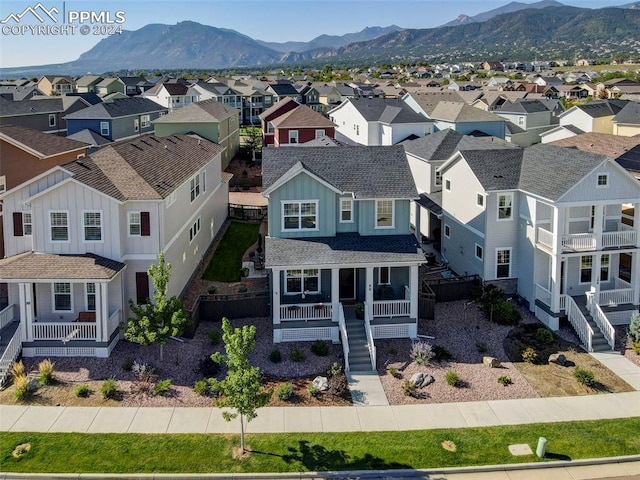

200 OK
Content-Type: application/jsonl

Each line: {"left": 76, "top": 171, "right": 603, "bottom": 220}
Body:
{"left": 496, "top": 248, "right": 511, "bottom": 278}
{"left": 597, "top": 174, "right": 608, "bottom": 187}
{"left": 100, "top": 121, "right": 109, "bottom": 136}
{"left": 128, "top": 212, "right": 141, "bottom": 236}
{"left": 375, "top": 200, "right": 394, "bottom": 228}
{"left": 53, "top": 282, "right": 72, "bottom": 311}
{"left": 435, "top": 170, "right": 442, "bottom": 187}
{"left": 166, "top": 191, "right": 177, "bottom": 207}
{"left": 86, "top": 283, "right": 96, "bottom": 311}
{"left": 49, "top": 114, "right": 56, "bottom": 127}
{"left": 23, "top": 212, "right": 32, "bottom": 236}
{"left": 580, "top": 255, "right": 592, "bottom": 283}
{"left": 190, "top": 174, "right": 201, "bottom": 202}
{"left": 476, "top": 193, "right": 484, "bottom": 208}
{"left": 0, "top": 175, "right": 5, "bottom": 193}
{"left": 340, "top": 198, "right": 353, "bottom": 223}
{"left": 379, "top": 266, "right": 390, "bottom": 285}
{"left": 475, "top": 244, "right": 483, "bottom": 260}
{"left": 444, "top": 224, "right": 451, "bottom": 238}
{"left": 50, "top": 211, "right": 69, "bottom": 241}
{"left": 497, "top": 193, "right": 513, "bottom": 220}
{"left": 518, "top": 116, "right": 524, "bottom": 126}
{"left": 282, "top": 201, "right": 318, "bottom": 231}
{"left": 285, "top": 269, "right": 320, "bottom": 294}
{"left": 315, "top": 129, "right": 325, "bottom": 139}
{"left": 189, "top": 217, "right": 201, "bottom": 242}
{"left": 445, "top": 179, "right": 451, "bottom": 191}
{"left": 141, "top": 114, "right": 151, "bottom": 128}
{"left": 83, "top": 211, "right": 102, "bottom": 241}
{"left": 288, "top": 130, "right": 298, "bottom": 144}
{"left": 601, "top": 254, "right": 609, "bottom": 282}
{"left": 264, "top": 96, "right": 272, "bottom": 105}
{"left": 133, "top": 118, "right": 139, "bottom": 132}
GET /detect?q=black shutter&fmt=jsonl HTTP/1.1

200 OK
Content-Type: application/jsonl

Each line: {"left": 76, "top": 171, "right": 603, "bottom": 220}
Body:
{"left": 140, "top": 212, "right": 150, "bottom": 236}
{"left": 13, "top": 212, "right": 23, "bottom": 237}
{"left": 135, "top": 272, "right": 150, "bottom": 304}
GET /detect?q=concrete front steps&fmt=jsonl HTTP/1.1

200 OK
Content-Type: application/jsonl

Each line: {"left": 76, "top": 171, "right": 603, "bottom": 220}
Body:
{"left": 342, "top": 306, "right": 374, "bottom": 372}
{"left": 576, "top": 299, "right": 615, "bottom": 353}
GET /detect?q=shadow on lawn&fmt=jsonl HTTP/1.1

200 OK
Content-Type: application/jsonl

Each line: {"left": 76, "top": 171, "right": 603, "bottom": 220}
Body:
{"left": 253, "top": 440, "right": 412, "bottom": 472}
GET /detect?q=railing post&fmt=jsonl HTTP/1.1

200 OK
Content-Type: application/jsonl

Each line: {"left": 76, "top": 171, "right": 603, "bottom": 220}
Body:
{"left": 365, "top": 267, "right": 374, "bottom": 319}
{"left": 272, "top": 268, "right": 281, "bottom": 325}
{"left": 331, "top": 268, "right": 340, "bottom": 322}
{"left": 593, "top": 204, "right": 604, "bottom": 250}
{"left": 409, "top": 265, "right": 418, "bottom": 319}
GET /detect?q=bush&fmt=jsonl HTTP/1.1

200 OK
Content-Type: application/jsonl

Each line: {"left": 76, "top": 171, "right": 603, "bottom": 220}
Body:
{"left": 269, "top": 349, "right": 282, "bottom": 363}
{"left": 497, "top": 375, "right": 512, "bottom": 386}
{"left": 74, "top": 384, "right": 90, "bottom": 397}
{"left": 237, "top": 284, "right": 248, "bottom": 293}
{"left": 535, "top": 328, "right": 554, "bottom": 346}
{"left": 276, "top": 382, "right": 295, "bottom": 401}
{"left": 521, "top": 346, "right": 537, "bottom": 363}
{"left": 121, "top": 358, "right": 133, "bottom": 372}
{"left": 310, "top": 339, "right": 329, "bottom": 356}
{"left": 410, "top": 341, "right": 435, "bottom": 365}
{"left": 37, "top": 359, "right": 55, "bottom": 385}
{"left": 327, "top": 362, "right": 343, "bottom": 378}
{"left": 445, "top": 371, "right": 460, "bottom": 387}
{"left": 132, "top": 360, "right": 155, "bottom": 383}
{"left": 9, "top": 360, "right": 25, "bottom": 383}
{"left": 327, "top": 375, "right": 348, "bottom": 396}
{"left": 194, "top": 379, "right": 209, "bottom": 396}
{"left": 153, "top": 379, "right": 172, "bottom": 396}
{"left": 196, "top": 356, "right": 221, "bottom": 377}
{"left": 491, "top": 301, "right": 521, "bottom": 326}
{"left": 574, "top": 366, "right": 596, "bottom": 386}
{"left": 433, "top": 344, "right": 454, "bottom": 362}
{"left": 632, "top": 341, "right": 640, "bottom": 355}
{"left": 629, "top": 312, "right": 640, "bottom": 343}
{"left": 207, "top": 285, "right": 218, "bottom": 294}
{"left": 100, "top": 378, "right": 119, "bottom": 399}
{"left": 388, "top": 367, "right": 399, "bottom": 378}
{"left": 401, "top": 379, "right": 416, "bottom": 397}
{"left": 475, "top": 341, "right": 488, "bottom": 354}
{"left": 290, "top": 348, "right": 305, "bottom": 362}
{"left": 13, "top": 376, "right": 35, "bottom": 402}
{"left": 208, "top": 329, "right": 221, "bottom": 346}
{"left": 307, "top": 384, "right": 320, "bottom": 397}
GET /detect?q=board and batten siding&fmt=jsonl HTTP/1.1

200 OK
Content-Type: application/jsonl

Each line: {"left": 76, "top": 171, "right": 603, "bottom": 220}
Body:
{"left": 483, "top": 191, "right": 520, "bottom": 281}
{"left": 441, "top": 213, "right": 484, "bottom": 278}
{"left": 120, "top": 200, "right": 160, "bottom": 256}
{"left": 267, "top": 172, "right": 337, "bottom": 238}
{"left": 336, "top": 196, "right": 359, "bottom": 233}
{"left": 441, "top": 158, "right": 486, "bottom": 232}
{"left": 357, "top": 199, "right": 411, "bottom": 236}
{"left": 559, "top": 161, "right": 640, "bottom": 203}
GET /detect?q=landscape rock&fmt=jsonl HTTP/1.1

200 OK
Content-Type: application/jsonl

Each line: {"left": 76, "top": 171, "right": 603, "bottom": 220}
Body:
{"left": 483, "top": 356, "right": 501, "bottom": 368}
{"left": 410, "top": 372, "right": 434, "bottom": 388}
{"left": 548, "top": 353, "right": 567, "bottom": 366}
{"left": 312, "top": 376, "right": 328, "bottom": 391}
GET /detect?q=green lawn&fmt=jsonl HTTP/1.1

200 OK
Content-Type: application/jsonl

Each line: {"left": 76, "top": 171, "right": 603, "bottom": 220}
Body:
{"left": 2, "top": 419, "right": 640, "bottom": 473}
{"left": 202, "top": 222, "right": 260, "bottom": 282}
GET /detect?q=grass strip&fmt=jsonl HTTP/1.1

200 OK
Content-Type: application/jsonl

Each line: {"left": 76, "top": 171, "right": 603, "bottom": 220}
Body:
{"left": 2, "top": 418, "right": 640, "bottom": 473}
{"left": 202, "top": 221, "right": 260, "bottom": 282}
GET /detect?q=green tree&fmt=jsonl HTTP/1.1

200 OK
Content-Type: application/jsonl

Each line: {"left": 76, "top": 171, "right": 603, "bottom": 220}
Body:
{"left": 209, "top": 318, "right": 270, "bottom": 454}
{"left": 122, "top": 253, "right": 189, "bottom": 361}
{"left": 629, "top": 312, "right": 640, "bottom": 343}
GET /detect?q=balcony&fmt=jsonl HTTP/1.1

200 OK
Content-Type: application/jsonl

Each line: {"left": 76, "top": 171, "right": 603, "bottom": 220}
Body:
{"left": 537, "top": 223, "right": 637, "bottom": 252}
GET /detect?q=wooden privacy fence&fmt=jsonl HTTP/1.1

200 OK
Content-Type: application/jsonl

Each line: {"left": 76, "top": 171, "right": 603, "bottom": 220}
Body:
{"left": 422, "top": 274, "right": 481, "bottom": 302}
{"left": 228, "top": 204, "right": 268, "bottom": 221}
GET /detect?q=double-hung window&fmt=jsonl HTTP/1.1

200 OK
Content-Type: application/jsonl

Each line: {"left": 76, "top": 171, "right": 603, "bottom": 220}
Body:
{"left": 497, "top": 193, "right": 513, "bottom": 220}
{"left": 86, "top": 283, "right": 96, "bottom": 311}
{"left": 190, "top": 174, "right": 201, "bottom": 202}
{"left": 340, "top": 198, "right": 353, "bottom": 223}
{"left": 50, "top": 211, "right": 69, "bottom": 241}
{"left": 285, "top": 269, "right": 320, "bottom": 294}
{"left": 378, "top": 266, "right": 390, "bottom": 285}
{"left": 496, "top": 248, "right": 511, "bottom": 278}
{"left": 141, "top": 114, "right": 151, "bottom": 128}
{"left": 282, "top": 201, "right": 317, "bottom": 231}
{"left": 129, "top": 212, "right": 141, "bottom": 236}
{"left": 580, "top": 256, "right": 593, "bottom": 283}
{"left": 288, "top": 130, "right": 298, "bottom": 144}
{"left": 100, "top": 121, "right": 109, "bottom": 136}
{"left": 83, "top": 211, "right": 102, "bottom": 241}
{"left": 601, "top": 254, "right": 609, "bottom": 282}
{"left": 375, "top": 200, "right": 394, "bottom": 228}
{"left": 53, "top": 282, "right": 72, "bottom": 312}
{"left": 23, "top": 212, "right": 32, "bottom": 236}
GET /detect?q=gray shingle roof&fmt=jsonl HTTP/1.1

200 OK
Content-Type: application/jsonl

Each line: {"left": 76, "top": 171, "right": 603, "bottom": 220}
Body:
{"left": 262, "top": 145, "right": 417, "bottom": 199}
{"left": 64, "top": 97, "right": 166, "bottom": 120}
{"left": 616, "top": 144, "right": 640, "bottom": 173}
{"left": 265, "top": 233, "right": 425, "bottom": 268}
{"left": 457, "top": 149, "right": 523, "bottom": 191}
{"left": 430, "top": 101, "right": 503, "bottom": 123}
{"left": 497, "top": 99, "right": 550, "bottom": 114}
{"left": 346, "top": 98, "right": 429, "bottom": 124}
{"left": 402, "top": 129, "right": 516, "bottom": 161}
{"left": 66, "top": 128, "right": 113, "bottom": 148}
{"left": 613, "top": 101, "right": 640, "bottom": 125}
{"left": 153, "top": 98, "right": 238, "bottom": 123}
{"left": 0, "top": 97, "right": 63, "bottom": 116}
{"left": 0, "top": 252, "right": 125, "bottom": 280}
{"left": 572, "top": 99, "right": 629, "bottom": 118}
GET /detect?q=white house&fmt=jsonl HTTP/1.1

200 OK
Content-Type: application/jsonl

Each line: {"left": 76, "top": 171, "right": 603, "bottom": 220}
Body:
{"left": 142, "top": 82, "right": 200, "bottom": 111}
{"left": 0, "top": 134, "right": 229, "bottom": 367}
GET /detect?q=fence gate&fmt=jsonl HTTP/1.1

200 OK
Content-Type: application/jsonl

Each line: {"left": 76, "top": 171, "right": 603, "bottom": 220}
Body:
{"left": 228, "top": 204, "right": 268, "bottom": 221}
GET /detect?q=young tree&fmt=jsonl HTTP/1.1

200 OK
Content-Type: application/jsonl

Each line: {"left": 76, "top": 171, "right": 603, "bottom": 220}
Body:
{"left": 122, "top": 253, "right": 189, "bottom": 361}
{"left": 243, "top": 123, "right": 262, "bottom": 164}
{"left": 209, "top": 318, "right": 270, "bottom": 454}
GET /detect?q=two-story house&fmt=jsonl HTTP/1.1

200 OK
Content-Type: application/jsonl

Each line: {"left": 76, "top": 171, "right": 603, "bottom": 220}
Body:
{"left": 37, "top": 76, "right": 76, "bottom": 96}
{"left": 259, "top": 97, "right": 300, "bottom": 146}
{"left": 75, "top": 76, "right": 104, "bottom": 94}
{"left": 438, "top": 144, "right": 640, "bottom": 352}
{"left": 192, "top": 82, "right": 244, "bottom": 124}
{"left": 262, "top": 146, "right": 425, "bottom": 371}
{"left": 0, "top": 96, "right": 90, "bottom": 135}
{"left": 95, "top": 77, "right": 126, "bottom": 98}
{"left": 265, "top": 81, "right": 302, "bottom": 103}
{"left": 495, "top": 99, "right": 558, "bottom": 146}
{"left": 612, "top": 101, "right": 640, "bottom": 137}
{"left": 269, "top": 105, "right": 336, "bottom": 147}
{"left": 142, "top": 82, "right": 200, "bottom": 111}
{"left": 65, "top": 97, "right": 168, "bottom": 142}
{"left": 0, "top": 134, "right": 229, "bottom": 365}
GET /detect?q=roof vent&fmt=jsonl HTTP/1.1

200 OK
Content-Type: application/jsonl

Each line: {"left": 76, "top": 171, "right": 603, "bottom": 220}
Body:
{"left": 493, "top": 174, "right": 504, "bottom": 178}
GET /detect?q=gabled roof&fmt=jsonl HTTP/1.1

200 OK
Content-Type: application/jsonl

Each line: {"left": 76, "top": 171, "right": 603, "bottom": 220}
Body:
{"left": 549, "top": 132, "right": 640, "bottom": 158}
{"left": 612, "top": 101, "right": 640, "bottom": 125}
{"left": 0, "top": 96, "right": 64, "bottom": 116}
{"left": 75, "top": 75, "right": 103, "bottom": 87}
{"left": 454, "top": 149, "right": 523, "bottom": 191}
{"left": 430, "top": 101, "right": 503, "bottom": 123}
{"left": 404, "top": 91, "right": 465, "bottom": 115}
{"left": 343, "top": 98, "right": 428, "bottom": 124}
{"left": 267, "top": 82, "right": 299, "bottom": 96}
{"left": 0, "top": 85, "right": 43, "bottom": 101}
{"left": 497, "top": 99, "right": 550, "bottom": 114}
{"left": 66, "top": 128, "right": 113, "bottom": 148}
{"left": 194, "top": 81, "right": 240, "bottom": 96}
{"left": 564, "top": 99, "right": 629, "bottom": 119}
{"left": 616, "top": 144, "right": 640, "bottom": 174}
{"left": 64, "top": 97, "right": 166, "bottom": 120}
{"left": 0, "top": 125, "right": 89, "bottom": 157}
{"left": 153, "top": 98, "right": 238, "bottom": 123}
{"left": 96, "top": 77, "right": 123, "bottom": 88}
{"left": 270, "top": 105, "right": 335, "bottom": 128}
{"left": 144, "top": 82, "right": 190, "bottom": 96}
{"left": 63, "top": 134, "right": 223, "bottom": 202}
{"left": 402, "top": 129, "right": 516, "bottom": 161}
{"left": 259, "top": 97, "right": 299, "bottom": 121}
{"left": 262, "top": 145, "right": 417, "bottom": 199}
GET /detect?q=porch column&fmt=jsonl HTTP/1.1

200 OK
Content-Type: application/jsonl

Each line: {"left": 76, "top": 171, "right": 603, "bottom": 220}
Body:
{"left": 272, "top": 268, "right": 281, "bottom": 325}
{"left": 593, "top": 204, "right": 604, "bottom": 250}
{"left": 550, "top": 255, "right": 562, "bottom": 313}
{"left": 414, "top": 201, "right": 422, "bottom": 242}
{"left": 409, "top": 265, "right": 419, "bottom": 319}
{"left": 365, "top": 267, "right": 374, "bottom": 319}
{"left": 99, "top": 282, "right": 110, "bottom": 342}
{"left": 634, "top": 202, "right": 640, "bottom": 248}
{"left": 552, "top": 206, "right": 565, "bottom": 255}
{"left": 331, "top": 268, "right": 340, "bottom": 322}
{"left": 592, "top": 253, "right": 602, "bottom": 309}
{"left": 632, "top": 252, "right": 640, "bottom": 306}
{"left": 18, "top": 282, "right": 33, "bottom": 341}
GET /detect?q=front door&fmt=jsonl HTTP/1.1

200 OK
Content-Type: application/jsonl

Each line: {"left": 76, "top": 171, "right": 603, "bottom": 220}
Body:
{"left": 339, "top": 269, "right": 355, "bottom": 300}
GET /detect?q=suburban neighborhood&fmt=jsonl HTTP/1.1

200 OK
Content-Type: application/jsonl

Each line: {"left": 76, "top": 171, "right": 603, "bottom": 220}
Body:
{"left": 1, "top": 0, "right": 640, "bottom": 477}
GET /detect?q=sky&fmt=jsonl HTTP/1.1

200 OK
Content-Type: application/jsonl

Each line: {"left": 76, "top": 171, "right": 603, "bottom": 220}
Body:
{"left": 0, "top": 0, "right": 629, "bottom": 68}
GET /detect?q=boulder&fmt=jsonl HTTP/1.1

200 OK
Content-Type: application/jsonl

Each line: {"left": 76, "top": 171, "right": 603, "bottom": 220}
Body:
{"left": 410, "top": 372, "right": 434, "bottom": 388}
{"left": 548, "top": 353, "right": 567, "bottom": 366}
{"left": 483, "top": 356, "right": 501, "bottom": 368}
{"left": 312, "top": 376, "right": 328, "bottom": 391}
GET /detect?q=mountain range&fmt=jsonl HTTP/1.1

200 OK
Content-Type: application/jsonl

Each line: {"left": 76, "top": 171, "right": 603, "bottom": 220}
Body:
{"left": 1, "top": 1, "right": 639, "bottom": 77}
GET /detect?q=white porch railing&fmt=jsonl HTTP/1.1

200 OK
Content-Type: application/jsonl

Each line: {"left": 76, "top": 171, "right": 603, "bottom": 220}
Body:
{"left": 363, "top": 303, "right": 377, "bottom": 371}
{"left": 599, "top": 289, "right": 635, "bottom": 306}
{"left": 602, "top": 229, "right": 637, "bottom": 249}
{"left": 562, "top": 233, "right": 595, "bottom": 251}
{"left": 108, "top": 309, "right": 122, "bottom": 335}
{"left": 615, "top": 277, "right": 632, "bottom": 290}
{"left": 404, "top": 285, "right": 410, "bottom": 300}
{"left": 591, "top": 303, "right": 616, "bottom": 350}
{"left": 559, "top": 294, "right": 567, "bottom": 311}
{"left": 535, "top": 284, "right": 552, "bottom": 307}
{"left": 0, "top": 304, "right": 15, "bottom": 331}
{"left": 0, "top": 328, "right": 23, "bottom": 386}
{"left": 565, "top": 295, "right": 593, "bottom": 352}
{"left": 536, "top": 227, "right": 554, "bottom": 248}
{"left": 372, "top": 300, "right": 410, "bottom": 318}
{"left": 338, "top": 305, "right": 350, "bottom": 373}
{"left": 280, "top": 303, "right": 333, "bottom": 321}
{"left": 32, "top": 322, "right": 97, "bottom": 341}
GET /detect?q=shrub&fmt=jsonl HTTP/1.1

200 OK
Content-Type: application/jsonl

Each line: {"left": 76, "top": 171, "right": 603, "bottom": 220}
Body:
{"left": 307, "top": 384, "right": 320, "bottom": 397}
{"left": 121, "top": 358, "right": 133, "bottom": 372}
{"left": 208, "top": 329, "right": 221, "bottom": 346}
{"left": 410, "top": 341, "right": 435, "bottom": 365}
{"left": 401, "top": 379, "right": 416, "bottom": 397}
{"left": 132, "top": 360, "right": 156, "bottom": 383}
{"left": 475, "top": 341, "right": 488, "bottom": 354}
{"left": 237, "top": 284, "right": 248, "bottom": 293}
{"left": 153, "top": 379, "right": 172, "bottom": 396}
{"left": 100, "top": 378, "right": 118, "bottom": 399}
{"left": 13, "top": 376, "right": 35, "bottom": 402}
{"left": 194, "top": 379, "right": 209, "bottom": 396}
{"left": 445, "top": 370, "right": 460, "bottom": 387}
{"left": 497, "top": 375, "right": 512, "bottom": 386}
{"left": 310, "top": 339, "right": 329, "bottom": 356}
{"left": 276, "top": 382, "right": 295, "bottom": 401}
{"left": 9, "top": 360, "right": 25, "bottom": 383}
{"left": 327, "top": 362, "right": 343, "bottom": 378}
{"left": 491, "top": 301, "right": 521, "bottom": 326}
{"left": 290, "top": 348, "right": 305, "bottom": 362}
{"left": 207, "top": 285, "right": 218, "bottom": 294}
{"left": 433, "top": 344, "right": 454, "bottom": 362}
{"left": 37, "top": 359, "right": 55, "bottom": 385}
{"left": 388, "top": 367, "right": 399, "bottom": 378}
{"left": 74, "top": 384, "right": 90, "bottom": 398}
{"left": 196, "top": 356, "right": 221, "bottom": 377}
{"left": 269, "top": 349, "right": 282, "bottom": 363}
{"left": 632, "top": 341, "right": 640, "bottom": 355}
{"left": 535, "top": 328, "right": 554, "bottom": 346}
{"left": 327, "top": 375, "right": 348, "bottom": 396}
{"left": 629, "top": 312, "right": 640, "bottom": 343}
{"left": 521, "top": 346, "right": 537, "bottom": 363}
{"left": 574, "top": 366, "right": 596, "bottom": 386}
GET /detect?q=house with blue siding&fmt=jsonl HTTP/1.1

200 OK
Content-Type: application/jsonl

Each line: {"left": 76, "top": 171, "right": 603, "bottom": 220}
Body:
{"left": 262, "top": 145, "right": 425, "bottom": 371}
{"left": 438, "top": 144, "right": 640, "bottom": 353}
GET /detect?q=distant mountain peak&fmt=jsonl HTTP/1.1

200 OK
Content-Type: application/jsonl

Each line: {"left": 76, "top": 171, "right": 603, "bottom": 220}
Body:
{"left": 442, "top": 0, "right": 564, "bottom": 27}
